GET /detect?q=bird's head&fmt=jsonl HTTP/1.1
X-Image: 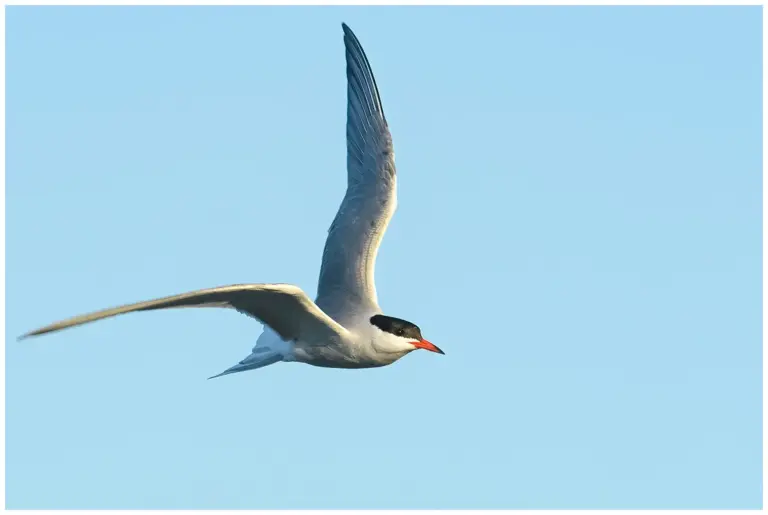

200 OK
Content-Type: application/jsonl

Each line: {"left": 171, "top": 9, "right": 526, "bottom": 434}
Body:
{"left": 369, "top": 314, "right": 444, "bottom": 355}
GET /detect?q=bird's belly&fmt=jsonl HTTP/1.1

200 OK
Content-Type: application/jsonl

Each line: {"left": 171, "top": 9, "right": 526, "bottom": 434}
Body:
{"left": 305, "top": 357, "right": 387, "bottom": 369}
{"left": 291, "top": 342, "right": 399, "bottom": 369}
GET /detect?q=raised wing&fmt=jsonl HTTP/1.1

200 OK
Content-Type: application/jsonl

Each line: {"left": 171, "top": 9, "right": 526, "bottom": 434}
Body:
{"left": 20, "top": 283, "right": 348, "bottom": 342}
{"left": 316, "top": 23, "right": 397, "bottom": 322}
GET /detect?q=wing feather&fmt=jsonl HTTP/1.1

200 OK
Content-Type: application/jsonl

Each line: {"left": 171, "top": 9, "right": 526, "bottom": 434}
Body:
{"left": 20, "top": 283, "right": 348, "bottom": 343}
{"left": 316, "top": 24, "right": 397, "bottom": 323}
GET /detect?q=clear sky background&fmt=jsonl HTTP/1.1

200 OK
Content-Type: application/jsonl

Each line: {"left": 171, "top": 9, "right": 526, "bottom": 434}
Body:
{"left": 6, "top": 5, "right": 762, "bottom": 510}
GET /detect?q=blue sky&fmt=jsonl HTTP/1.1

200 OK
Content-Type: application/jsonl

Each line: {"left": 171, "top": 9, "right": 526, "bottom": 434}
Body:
{"left": 6, "top": 6, "right": 762, "bottom": 509}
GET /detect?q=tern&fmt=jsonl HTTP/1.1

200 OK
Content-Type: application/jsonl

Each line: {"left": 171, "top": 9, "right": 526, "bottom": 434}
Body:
{"left": 20, "top": 23, "right": 444, "bottom": 378}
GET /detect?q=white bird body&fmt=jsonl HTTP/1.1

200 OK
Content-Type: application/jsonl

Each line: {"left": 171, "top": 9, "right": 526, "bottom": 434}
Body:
{"left": 20, "top": 23, "right": 444, "bottom": 377}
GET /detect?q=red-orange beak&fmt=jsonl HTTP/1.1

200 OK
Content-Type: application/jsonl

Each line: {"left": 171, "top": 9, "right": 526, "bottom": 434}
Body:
{"left": 412, "top": 339, "right": 445, "bottom": 355}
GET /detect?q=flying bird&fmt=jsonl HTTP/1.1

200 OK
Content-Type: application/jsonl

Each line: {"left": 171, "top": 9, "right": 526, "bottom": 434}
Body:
{"left": 20, "top": 23, "right": 443, "bottom": 378}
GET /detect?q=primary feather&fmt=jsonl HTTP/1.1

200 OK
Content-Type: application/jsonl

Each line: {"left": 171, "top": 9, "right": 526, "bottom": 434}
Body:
{"left": 315, "top": 23, "right": 398, "bottom": 326}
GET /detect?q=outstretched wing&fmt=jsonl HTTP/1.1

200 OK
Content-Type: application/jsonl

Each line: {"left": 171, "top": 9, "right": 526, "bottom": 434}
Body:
{"left": 20, "top": 283, "right": 348, "bottom": 343}
{"left": 316, "top": 23, "right": 397, "bottom": 322}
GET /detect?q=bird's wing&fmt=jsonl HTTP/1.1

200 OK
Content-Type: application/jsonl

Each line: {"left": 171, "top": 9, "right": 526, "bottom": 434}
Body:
{"left": 20, "top": 283, "right": 348, "bottom": 343}
{"left": 316, "top": 23, "right": 397, "bottom": 322}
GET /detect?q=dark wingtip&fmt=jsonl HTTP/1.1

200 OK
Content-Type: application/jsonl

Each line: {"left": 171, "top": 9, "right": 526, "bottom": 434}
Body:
{"left": 18, "top": 327, "right": 49, "bottom": 340}
{"left": 338, "top": 21, "right": 387, "bottom": 123}
{"left": 341, "top": 22, "right": 358, "bottom": 42}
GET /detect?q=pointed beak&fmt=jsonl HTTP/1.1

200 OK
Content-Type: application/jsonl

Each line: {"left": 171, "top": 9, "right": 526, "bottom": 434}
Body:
{"left": 413, "top": 339, "right": 445, "bottom": 355}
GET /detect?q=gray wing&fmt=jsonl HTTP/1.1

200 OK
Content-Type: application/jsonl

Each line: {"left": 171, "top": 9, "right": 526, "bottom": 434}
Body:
{"left": 20, "top": 283, "right": 348, "bottom": 342}
{"left": 316, "top": 23, "right": 396, "bottom": 322}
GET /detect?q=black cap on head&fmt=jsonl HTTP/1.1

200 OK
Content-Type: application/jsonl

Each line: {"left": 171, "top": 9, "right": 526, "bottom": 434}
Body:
{"left": 370, "top": 314, "right": 423, "bottom": 340}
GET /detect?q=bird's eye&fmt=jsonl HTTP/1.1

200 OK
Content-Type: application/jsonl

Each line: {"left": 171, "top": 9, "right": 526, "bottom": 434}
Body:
{"left": 396, "top": 329, "right": 404, "bottom": 336}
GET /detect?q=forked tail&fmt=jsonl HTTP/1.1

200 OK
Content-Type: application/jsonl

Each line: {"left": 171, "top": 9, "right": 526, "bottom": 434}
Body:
{"left": 208, "top": 351, "right": 283, "bottom": 380}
